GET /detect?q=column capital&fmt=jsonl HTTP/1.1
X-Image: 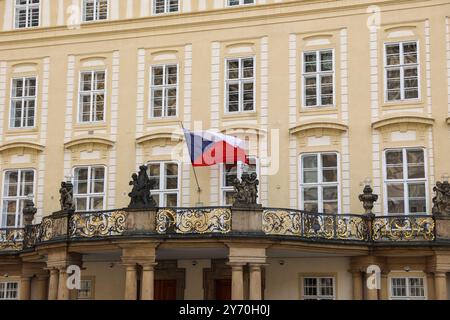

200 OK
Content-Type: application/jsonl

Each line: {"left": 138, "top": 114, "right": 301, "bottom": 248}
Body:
{"left": 227, "top": 262, "right": 245, "bottom": 270}
{"left": 141, "top": 263, "right": 157, "bottom": 271}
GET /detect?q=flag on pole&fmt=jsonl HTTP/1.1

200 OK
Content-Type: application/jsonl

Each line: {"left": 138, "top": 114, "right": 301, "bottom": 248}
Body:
{"left": 183, "top": 129, "right": 249, "bottom": 167}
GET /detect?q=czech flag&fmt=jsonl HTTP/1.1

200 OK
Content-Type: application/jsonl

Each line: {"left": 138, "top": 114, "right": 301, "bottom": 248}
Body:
{"left": 183, "top": 129, "right": 249, "bottom": 167}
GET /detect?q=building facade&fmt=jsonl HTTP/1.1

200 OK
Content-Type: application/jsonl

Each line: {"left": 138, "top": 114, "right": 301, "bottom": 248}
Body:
{"left": 0, "top": 0, "right": 450, "bottom": 300}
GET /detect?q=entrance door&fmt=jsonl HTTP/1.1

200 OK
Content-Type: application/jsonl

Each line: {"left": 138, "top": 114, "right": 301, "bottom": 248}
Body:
{"left": 215, "top": 279, "right": 231, "bottom": 300}
{"left": 155, "top": 280, "right": 177, "bottom": 300}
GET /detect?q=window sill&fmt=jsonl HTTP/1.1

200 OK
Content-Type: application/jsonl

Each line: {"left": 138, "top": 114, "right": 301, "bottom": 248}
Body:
{"left": 73, "top": 122, "right": 108, "bottom": 130}
{"left": 146, "top": 117, "right": 180, "bottom": 126}
{"left": 299, "top": 106, "right": 338, "bottom": 115}
{"left": 6, "top": 127, "right": 39, "bottom": 135}
{"left": 222, "top": 111, "right": 258, "bottom": 120}
{"left": 381, "top": 100, "right": 423, "bottom": 109}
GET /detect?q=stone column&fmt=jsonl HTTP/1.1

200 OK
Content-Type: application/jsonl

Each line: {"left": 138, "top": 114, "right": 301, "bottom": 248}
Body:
{"left": 351, "top": 271, "right": 363, "bottom": 300}
{"left": 124, "top": 264, "right": 138, "bottom": 300}
{"left": 35, "top": 275, "right": 49, "bottom": 300}
{"left": 249, "top": 264, "right": 263, "bottom": 300}
{"left": 48, "top": 268, "right": 59, "bottom": 300}
{"left": 57, "top": 267, "right": 69, "bottom": 300}
{"left": 434, "top": 272, "right": 448, "bottom": 300}
{"left": 141, "top": 264, "right": 156, "bottom": 300}
{"left": 380, "top": 272, "right": 389, "bottom": 300}
{"left": 230, "top": 263, "right": 245, "bottom": 300}
{"left": 19, "top": 276, "right": 32, "bottom": 300}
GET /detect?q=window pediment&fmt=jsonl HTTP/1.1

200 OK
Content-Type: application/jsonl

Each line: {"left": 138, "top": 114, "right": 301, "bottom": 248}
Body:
{"left": 289, "top": 121, "right": 348, "bottom": 136}
{"left": 220, "top": 125, "right": 267, "bottom": 137}
{"left": 372, "top": 115, "right": 434, "bottom": 130}
{"left": 0, "top": 141, "right": 45, "bottom": 153}
{"left": 64, "top": 137, "right": 115, "bottom": 150}
{"left": 136, "top": 131, "right": 184, "bottom": 145}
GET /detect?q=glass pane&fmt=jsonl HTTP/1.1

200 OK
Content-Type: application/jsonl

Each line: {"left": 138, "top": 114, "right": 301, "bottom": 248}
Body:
{"left": 386, "top": 151, "right": 403, "bottom": 179}
{"left": 407, "top": 150, "right": 425, "bottom": 179}
{"left": 227, "top": 60, "right": 239, "bottom": 79}
{"left": 386, "top": 44, "right": 400, "bottom": 65}
{"left": 90, "top": 197, "right": 104, "bottom": 210}
{"left": 152, "top": 66, "right": 164, "bottom": 86}
{"left": 323, "top": 202, "right": 338, "bottom": 214}
{"left": 303, "top": 187, "right": 318, "bottom": 201}
{"left": 75, "top": 198, "right": 87, "bottom": 211}
{"left": 242, "top": 58, "right": 254, "bottom": 78}
{"left": 165, "top": 193, "right": 178, "bottom": 207}
{"left": 387, "top": 184, "right": 405, "bottom": 214}
{"left": 304, "top": 52, "right": 317, "bottom": 73}
{"left": 149, "top": 164, "right": 160, "bottom": 190}
{"left": 165, "top": 163, "right": 178, "bottom": 190}
{"left": 224, "top": 164, "right": 238, "bottom": 187}
{"left": 323, "top": 186, "right": 338, "bottom": 201}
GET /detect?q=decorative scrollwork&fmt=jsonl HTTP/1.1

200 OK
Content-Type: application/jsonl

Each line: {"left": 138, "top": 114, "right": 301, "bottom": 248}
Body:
{"left": 69, "top": 211, "right": 128, "bottom": 238}
{"left": 262, "top": 210, "right": 301, "bottom": 235}
{"left": 303, "top": 213, "right": 335, "bottom": 239}
{"left": 372, "top": 216, "right": 435, "bottom": 241}
{"left": 157, "top": 208, "right": 231, "bottom": 234}
{"left": 40, "top": 217, "right": 54, "bottom": 242}
{"left": 23, "top": 224, "right": 41, "bottom": 249}
{"left": 0, "top": 229, "right": 24, "bottom": 251}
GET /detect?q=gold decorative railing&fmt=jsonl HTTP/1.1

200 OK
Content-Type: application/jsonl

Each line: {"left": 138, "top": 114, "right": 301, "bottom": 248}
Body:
{"left": 262, "top": 209, "right": 369, "bottom": 241}
{"left": 372, "top": 215, "right": 435, "bottom": 241}
{"left": 156, "top": 207, "right": 232, "bottom": 234}
{"left": 69, "top": 210, "right": 128, "bottom": 238}
{"left": 0, "top": 228, "right": 24, "bottom": 251}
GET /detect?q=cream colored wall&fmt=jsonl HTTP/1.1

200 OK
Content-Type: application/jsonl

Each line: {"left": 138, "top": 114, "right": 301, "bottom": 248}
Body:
{"left": 264, "top": 257, "right": 352, "bottom": 300}
{"left": 178, "top": 259, "right": 211, "bottom": 300}
{"left": 82, "top": 261, "right": 125, "bottom": 300}
{"left": 0, "top": 0, "right": 449, "bottom": 216}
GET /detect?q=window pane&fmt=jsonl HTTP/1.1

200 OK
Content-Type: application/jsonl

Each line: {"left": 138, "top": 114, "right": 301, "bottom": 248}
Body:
{"left": 387, "top": 184, "right": 405, "bottom": 214}
{"left": 407, "top": 150, "right": 425, "bottom": 179}
{"left": 165, "top": 163, "right": 178, "bottom": 190}
{"left": 165, "top": 193, "right": 178, "bottom": 207}
{"left": 304, "top": 52, "right": 317, "bottom": 73}
{"left": 386, "top": 44, "right": 400, "bottom": 65}
{"left": 149, "top": 164, "right": 161, "bottom": 190}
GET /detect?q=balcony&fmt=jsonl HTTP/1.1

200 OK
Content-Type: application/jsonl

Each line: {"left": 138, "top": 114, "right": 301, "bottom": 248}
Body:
{"left": 0, "top": 207, "right": 445, "bottom": 254}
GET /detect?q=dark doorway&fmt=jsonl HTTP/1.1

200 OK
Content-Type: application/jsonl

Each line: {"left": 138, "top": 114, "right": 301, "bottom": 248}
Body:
{"left": 215, "top": 279, "right": 232, "bottom": 300}
{"left": 155, "top": 280, "right": 177, "bottom": 300}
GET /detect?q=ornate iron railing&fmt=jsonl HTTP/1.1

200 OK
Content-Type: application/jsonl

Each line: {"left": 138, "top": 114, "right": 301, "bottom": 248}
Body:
{"left": 156, "top": 207, "right": 232, "bottom": 234}
{"left": 372, "top": 215, "right": 435, "bottom": 242}
{"left": 69, "top": 210, "right": 128, "bottom": 238}
{"left": 0, "top": 228, "right": 24, "bottom": 251}
{"left": 262, "top": 209, "right": 370, "bottom": 241}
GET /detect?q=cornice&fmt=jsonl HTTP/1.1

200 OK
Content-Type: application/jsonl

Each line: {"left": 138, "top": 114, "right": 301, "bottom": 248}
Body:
{"left": 372, "top": 115, "right": 435, "bottom": 130}
{"left": 64, "top": 136, "right": 115, "bottom": 149}
{"left": 0, "top": 141, "right": 45, "bottom": 153}
{"left": 289, "top": 120, "right": 349, "bottom": 135}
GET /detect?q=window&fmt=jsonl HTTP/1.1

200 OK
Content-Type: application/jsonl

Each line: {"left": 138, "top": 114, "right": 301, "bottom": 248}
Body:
{"left": 73, "top": 166, "right": 106, "bottom": 212}
{"left": 221, "top": 157, "right": 258, "bottom": 205}
{"left": 15, "top": 0, "right": 40, "bottom": 29}
{"left": 10, "top": 77, "right": 37, "bottom": 128}
{"left": 153, "top": 0, "right": 179, "bottom": 14}
{"left": 227, "top": 0, "right": 254, "bottom": 6}
{"left": 148, "top": 162, "right": 179, "bottom": 207}
{"left": 303, "top": 277, "right": 335, "bottom": 300}
{"left": 390, "top": 277, "right": 426, "bottom": 300}
{"left": 150, "top": 65, "right": 178, "bottom": 118}
{"left": 82, "top": 0, "right": 108, "bottom": 22}
{"left": 1, "top": 170, "right": 35, "bottom": 228}
{"left": 384, "top": 148, "right": 427, "bottom": 215}
{"left": 77, "top": 279, "right": 94, "bottom": 300}
{"left": 79, "top": 71, "right": 106, "bottom": 123}
{"left": 385, "top": 41, "right": 419, "bottom": 101}
{"left": 225, "top": 57, "right": 255, "bottom": 113}
{"left": 0, "top": 282, "right": 19, "bottom": 300}
{"left": 302, "top": 50, "right": 334, "bottom": 107}
{"left": 300, "top": 153, "right": 339, "bottom": 214}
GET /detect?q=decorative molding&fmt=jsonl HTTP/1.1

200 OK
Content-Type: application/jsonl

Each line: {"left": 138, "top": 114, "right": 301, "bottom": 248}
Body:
{"left": 64, "top": 137, "right": 115, "bottom": 150}
{"left": 0, "top": 141, "right": 45, "bottom": 153}
{"left": 220, "top": 125, "right": 267, "bottom": 136}
{"left": 372, "top": 115, "right": 435, "bottom": 130}
{"left": 136, "top": 131, "right": 184, "bottom": 145}
{"left": 289, "top": 121, "right": 348, "bottom": 135}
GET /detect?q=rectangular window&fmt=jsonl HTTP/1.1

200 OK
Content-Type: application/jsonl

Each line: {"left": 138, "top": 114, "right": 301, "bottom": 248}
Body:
{"left": 10, "top": 77, "right": 37, "bottom": 128}
{"left": 385, "top": 41, "right": 419, "bottom": 101}
{"left": 148, "top": 162, "right": 179, "bottom": 207}
{"left": 15, "top": 0, "right": 40, "bottom": 29}
{"left": 391, "top": 277, "right": 425, "bottom": 300}
{"left": 303, "top": 50, "right": 334, "bottom": 107}
{"left": 0, "top": 282, "right": 19, "bottom": 300}
{"left": 303, "top": 277, "right": 335, "bottom": 300}
{"left": 73, "top": 166, "right": 106, "bottom": 212}
{"left": 384, "top": 148, "right": 427, "bottom": 215}
{"left": 150, "top": 65, "right": 178, "bottom": 118}
{"left": 222, "top": 157, "right": 258, "bottom": 205}
{"left": 83, "top": 0, "right": 108, "bottom": 22}
{"left": 77, "top": 279, "right": 93, "bottom": 300}
{"left": 79, "top": 71, "right": 106, "bottom": 123}
{"left": 227, "top": 0, "right": 255, "bottom": 6}
{"left": 153, "top": 0, "right": 179, "bottom": 14}
{"left": 225, "top": 57, "right": 255, "bottom": 113}
{"left": 300, "top": 153, "right": 339, "bottom": 214}
{"left": 1, "top": 170, "right": 35, "bottom": 228}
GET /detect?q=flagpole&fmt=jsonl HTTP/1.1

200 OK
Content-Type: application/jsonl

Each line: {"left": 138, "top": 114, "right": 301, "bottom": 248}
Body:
{"left": 179, "top": 122, "right": 202, "bottom": 203}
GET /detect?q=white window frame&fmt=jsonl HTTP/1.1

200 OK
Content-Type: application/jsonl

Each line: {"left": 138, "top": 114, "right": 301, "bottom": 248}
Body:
{"left": 149, "top": 64, "right": 179, "bottom": 119}
{"left": 220, "top": 156, "right": 259, "bottom": 206}
{"left": 77, "top": 278, "right": 94, "bottom": 300}
{"left": 301, "top": 49, "right": 335, "bottom": 108}
{"left": 72, "top": 165, "right": 107, "bottom": 212}
{"left": 9, "top": 76, "right": 38, "bottom": 129}
{"left": 147, "top": 161, "right": 180, "bottom": 207}
{"left": 77, "top": 70, "right": 107, "bottom": 124}
{"left": 224, "top": 56, "right": 256, "bottom": 114}
{"left": 1, "top": 169, "right": 36, "bottom": 228}
{"left": 384, "top": 41, "right": 421, "bottom": 103}
{"left": 0, "top": 281, "right": 19, "bottom": 300}
{"left": 226, "top": 0, "right": 255, "bottom": 7}
{"left": 382, "top": 148, "right": 428, "bottom": 216}
{"left": 302, "top": 276, "right": 336, "bottom": 300}
{"left": 14, "top": 0, "right": 41, "bottom": 29}
{"left": 152, "top": 0, "right": 179, "bottom": 15}
{"left": 82, "top": 0, "right": 109, "bottom": 22}
{"left": 389, "top": 276, "right": 427, "bottom": 300}
{"left": 299, "top": 153, "right": 341, "bottom": 214}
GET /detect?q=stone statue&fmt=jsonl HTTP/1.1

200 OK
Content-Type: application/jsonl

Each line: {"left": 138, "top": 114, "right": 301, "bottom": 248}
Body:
{"left": 432, "top": 181, "right": 450, "bottom": 216}
{"left": 128, "top": 165, "right": 157, "bottom": 209}
{"left": 22, "top": 198, "right": 37, "bottom": 226}
{"left": 358, "top": 185, "right": 378, "bottom": 215}
{"left": 232, "top": 172, "right": 261, "bottom": 208}
{"left": 59, "top": 181, "right": 75, "bottom": 212}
